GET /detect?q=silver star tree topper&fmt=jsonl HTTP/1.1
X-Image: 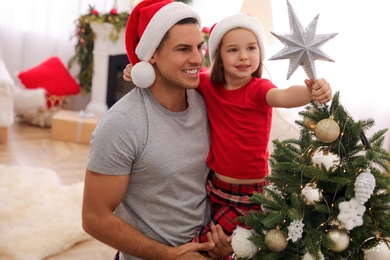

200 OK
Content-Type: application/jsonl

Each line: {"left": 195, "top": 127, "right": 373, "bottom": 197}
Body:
{"left": 269, "top": 0, "right": 338, "bottom": 81}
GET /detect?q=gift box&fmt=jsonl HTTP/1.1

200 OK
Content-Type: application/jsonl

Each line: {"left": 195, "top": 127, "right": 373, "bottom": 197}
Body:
{"left": 51, "top": 110, "right": 100, "bottom": 144}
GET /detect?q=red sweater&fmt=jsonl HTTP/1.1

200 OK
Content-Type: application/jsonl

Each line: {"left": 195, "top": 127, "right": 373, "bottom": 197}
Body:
{"left": 198, "top": 74, "right": 276, "bottom": 179}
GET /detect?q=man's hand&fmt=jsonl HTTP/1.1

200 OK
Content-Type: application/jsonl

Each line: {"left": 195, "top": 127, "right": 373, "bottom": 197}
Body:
{"left": 205, "top": 223, "right": 233, "bottom": 259}
{"left": 163, "top": 241, "right": 215, "bottom": 260}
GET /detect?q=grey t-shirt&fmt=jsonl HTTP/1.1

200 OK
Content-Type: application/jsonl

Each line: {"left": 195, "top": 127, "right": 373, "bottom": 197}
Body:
{"left": 87, "top": 88, "right": 211, "bottom": 259}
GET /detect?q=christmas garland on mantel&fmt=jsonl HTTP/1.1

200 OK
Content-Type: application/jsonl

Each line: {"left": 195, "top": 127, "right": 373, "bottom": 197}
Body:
{"left": 68, "top": 5, "right": 129, "bottom": 94}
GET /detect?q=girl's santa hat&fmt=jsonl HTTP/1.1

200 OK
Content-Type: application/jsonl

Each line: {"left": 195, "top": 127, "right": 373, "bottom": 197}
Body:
{"left": 208, "top": 13, "right": 266, "bottom": 63}
{"left": 125, "top": 0, "right": 201, "bottom": 88}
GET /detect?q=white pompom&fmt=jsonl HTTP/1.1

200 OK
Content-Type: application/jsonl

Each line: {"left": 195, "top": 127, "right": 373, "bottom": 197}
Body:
{"left": 131, "top": 61, "right": 155, "bottom": 88}
{"left": 231, "top": 226, "right": 258, "bottom": 259}
{"left": 354, "top": 168, "right": 376, "bottom": 205}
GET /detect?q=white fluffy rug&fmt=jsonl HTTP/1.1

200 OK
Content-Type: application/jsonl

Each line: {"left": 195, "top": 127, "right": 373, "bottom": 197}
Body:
{"left": 0, "top": 164, "right": 91, "bottom": 260}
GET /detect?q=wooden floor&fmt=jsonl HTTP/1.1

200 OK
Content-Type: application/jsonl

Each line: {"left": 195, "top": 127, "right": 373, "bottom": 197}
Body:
{"left": 0, "top": 121, "right": 117, "bottom": 260}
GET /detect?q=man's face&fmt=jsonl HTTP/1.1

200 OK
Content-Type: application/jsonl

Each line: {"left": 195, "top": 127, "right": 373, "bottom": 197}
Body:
{"left": 151, "top": 23, "right": 204, "bottom": 90}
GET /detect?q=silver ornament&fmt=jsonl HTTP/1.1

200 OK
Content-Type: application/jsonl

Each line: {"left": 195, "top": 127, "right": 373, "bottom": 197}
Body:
{"left": 269, "top": 0, "right": 337, "bottom": 80}
{"left": 354, "top": 168, "right": 376, "bottom": 205}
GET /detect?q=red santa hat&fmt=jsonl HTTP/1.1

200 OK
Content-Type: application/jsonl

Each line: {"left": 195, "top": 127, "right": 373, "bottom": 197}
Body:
{"left": 125, "top": 0, "right": 201, "bottom": 88}
{"left": 208, "top": 13, "right": 266, "bottom": 63}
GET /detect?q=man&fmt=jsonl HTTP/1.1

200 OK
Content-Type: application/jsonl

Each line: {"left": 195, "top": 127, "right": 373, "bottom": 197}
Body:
{"left": 82, "top": 0, "right": 232, "bottom": 259}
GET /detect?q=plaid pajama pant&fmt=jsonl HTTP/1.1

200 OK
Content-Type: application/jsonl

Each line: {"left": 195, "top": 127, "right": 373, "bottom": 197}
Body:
{"left": 195, "top": 172, "right": 265, "bottom": 243}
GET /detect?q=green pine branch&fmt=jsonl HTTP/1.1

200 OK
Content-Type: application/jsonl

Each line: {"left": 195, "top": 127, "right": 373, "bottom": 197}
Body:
{"left": 239, "top": 91, "right": 390, "bottom": 259}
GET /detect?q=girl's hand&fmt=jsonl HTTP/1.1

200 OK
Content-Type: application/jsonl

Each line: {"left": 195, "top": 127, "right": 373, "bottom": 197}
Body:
{"left": 305, "top": 78, "right": 332, "bottom": 104}
{"left": 123, "top": 64, "right": 132, "bottom": 82}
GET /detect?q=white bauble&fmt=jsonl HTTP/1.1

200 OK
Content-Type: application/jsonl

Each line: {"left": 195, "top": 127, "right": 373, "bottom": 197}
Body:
{"left": 327, "top": 229, "right": 350, "bottom": 252}
{"left": 302, "top": 251, "right": 325, "bottom": 260}
{"left": 301, "top": 183, "right": 322, "bottom": 205}
{"left": 365, "top": 240, "right": 390, "bottom": 260}
{"left": 311, "top": 147, "right": 340, "bottom": 171}
{"left": 231, "top": 226, "right": 258, "bottom": 258}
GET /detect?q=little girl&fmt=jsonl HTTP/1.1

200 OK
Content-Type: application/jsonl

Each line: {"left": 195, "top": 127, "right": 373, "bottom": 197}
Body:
{"left": 195, "top": 13, "right": 332, "bottom": 243}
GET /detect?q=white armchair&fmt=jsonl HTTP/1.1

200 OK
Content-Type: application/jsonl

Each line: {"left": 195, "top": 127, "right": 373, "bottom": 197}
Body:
{"left": 0, "top": 49, "right": 15, "bottom": 144}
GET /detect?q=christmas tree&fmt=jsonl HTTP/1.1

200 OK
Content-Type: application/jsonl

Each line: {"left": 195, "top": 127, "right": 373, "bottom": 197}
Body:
{"left": 237, "top": 91, "right": 390, "bottom": 259}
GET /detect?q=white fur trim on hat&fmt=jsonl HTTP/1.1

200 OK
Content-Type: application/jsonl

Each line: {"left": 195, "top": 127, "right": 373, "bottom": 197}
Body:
{"left": 208, "top": 13, "right": 266, "bottom": 63}
{"left": 132, "top": 2, "right": 201, "bottom": 88}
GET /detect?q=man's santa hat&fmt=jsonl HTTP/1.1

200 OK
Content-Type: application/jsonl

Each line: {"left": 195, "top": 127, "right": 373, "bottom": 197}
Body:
{"left": 125, "top": 0, "right": 201, "bottom": 88}
{"left": 208, "top": 13, "right": 266, "bottom": 63}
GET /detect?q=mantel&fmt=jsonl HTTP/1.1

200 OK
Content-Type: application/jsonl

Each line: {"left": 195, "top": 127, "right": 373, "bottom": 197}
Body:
{"left": 86, "top": 22, "right": 126, "bottom": 115}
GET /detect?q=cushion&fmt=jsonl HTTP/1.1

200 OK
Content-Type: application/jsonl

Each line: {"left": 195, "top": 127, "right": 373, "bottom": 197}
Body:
{"left": 18, "top": 56, "right": 80, "bottom": 96}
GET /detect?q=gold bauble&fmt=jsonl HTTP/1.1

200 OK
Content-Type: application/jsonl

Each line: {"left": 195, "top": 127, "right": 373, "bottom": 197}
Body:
{"left": 327, "top": 229, "right": 350, "bottom": 252}
{"left": 265, "top": 228, "right": 288, "bottom": 252}
{"left": 314, "top": 118, "right": 340, "bottom": 143}
{"left": 303, "top": 108, "right": 317, "bottom": 130}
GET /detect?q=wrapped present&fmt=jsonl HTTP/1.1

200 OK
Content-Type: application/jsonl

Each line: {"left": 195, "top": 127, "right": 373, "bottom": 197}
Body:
{"left": 51, "top": 110, "right": 99, "bottom": 144}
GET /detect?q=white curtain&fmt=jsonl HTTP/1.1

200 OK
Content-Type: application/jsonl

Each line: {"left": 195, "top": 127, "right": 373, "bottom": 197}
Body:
{"left": 0, "top": 0, "right": 131, "bottom": 80}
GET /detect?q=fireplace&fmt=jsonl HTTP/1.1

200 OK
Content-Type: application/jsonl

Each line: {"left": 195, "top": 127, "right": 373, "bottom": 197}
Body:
{"left": 86, "top": 22, "right": 131, "bottom": 115}
{"left": 106, "top": 54, "right": 136, "bottom": 108}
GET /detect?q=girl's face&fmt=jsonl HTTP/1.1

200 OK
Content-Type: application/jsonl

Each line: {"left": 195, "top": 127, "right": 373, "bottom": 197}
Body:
{"left": 220, "top": 28, "right": 260, "bottom": 86}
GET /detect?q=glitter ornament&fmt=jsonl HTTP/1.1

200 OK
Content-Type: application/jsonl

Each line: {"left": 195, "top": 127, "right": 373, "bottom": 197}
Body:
{"left": 314, "top": 117, "right": 340, "bottom": 143}
{"left": 311, "top": 146, "right": 340, "bottom": 171}
{"left": 365, "top": 238, "right": 390, "bottom": 260}
{"left": 265, "top": 228, "right": 288, "bottom": 252}
{"left": 326, "top": 229, "right": 350, "bottom": 252}
{"left": 354, "top": 168, "right": 376, "bottom": 205}
{"left": 301, "top": 183, "right": 322, "bottom": 205}
{"left": 303, "top": 108, "right": 317, "bottom": 130}
{"left": 231, "top": 226, "right": 258, "bottom": 259}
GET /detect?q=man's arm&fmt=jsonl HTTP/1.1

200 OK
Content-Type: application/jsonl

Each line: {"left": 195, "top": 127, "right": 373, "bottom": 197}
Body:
{"left": 82, "top": 169, "right": 215, "bottom": 259}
